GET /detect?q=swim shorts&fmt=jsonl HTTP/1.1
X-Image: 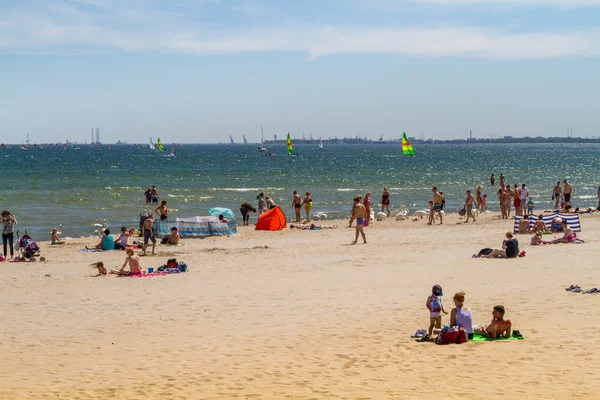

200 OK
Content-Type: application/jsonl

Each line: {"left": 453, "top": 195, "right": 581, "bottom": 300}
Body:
{"left": 144, "top": 230, "right": 156, "bottom": 245}
{"left": 356, "top": 218, "right": 365, "bottom": 225}
{"left": 564, "top": 193, "right": 571, "bottom": 202}
{"left": 151, "top": 195, "right": 158, "bottom": 203}
{"left": 433, "top": 204, "right": 442, "bottom": 211}
{"left": 514, "top": 199, "right": 521, "bottom": 208}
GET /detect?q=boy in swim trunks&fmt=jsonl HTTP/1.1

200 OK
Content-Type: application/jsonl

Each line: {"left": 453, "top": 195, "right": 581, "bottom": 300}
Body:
{"left": 475, "top": 305, "right": 512, "bottom": 339}
{"left": 292, "top": 191, "right": 302, "bottom": 222}
{"left": 119, "top": 248, "right": 144, "bottom": 276}
{"left": 429, "top": 187, "right": 443, "bottom": 225}
{"left": 349, "top": 197, "right": 367, "bottom": 244}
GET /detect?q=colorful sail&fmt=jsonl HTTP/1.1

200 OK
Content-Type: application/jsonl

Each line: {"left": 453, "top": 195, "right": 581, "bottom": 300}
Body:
{"left": 157, "top": 138, "right": 165, "bottom": 151}
{"left": 287, "top": 133, "right": 294, "bottom": 155}
{"left": 402, "top": 133, "right": 416, "bottom": 156}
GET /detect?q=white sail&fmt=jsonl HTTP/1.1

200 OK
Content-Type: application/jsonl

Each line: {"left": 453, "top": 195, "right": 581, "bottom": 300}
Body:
{"left": 230, "top": 135, "right": 235, "bottom": 144}
{"left": 149, "top": 137, "right": 155, "bottom": 150}
{"left": 258, "top": 125, "right": 267, "bottom": 151}
{"left": 243, "top": 135, "right": 248, "bottom": 144}
{"left": 319, "top": 139, "right": 323, "bottom": 149}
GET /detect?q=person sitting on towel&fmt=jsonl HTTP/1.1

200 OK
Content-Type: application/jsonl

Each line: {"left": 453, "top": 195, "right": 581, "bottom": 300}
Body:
{"left": 483, "top": 232, "right": 519, "bottom": 259}
{"left": 475, "top": 305, "right": 512, "bottom": 339}
{"left": 532, "top": 215, "right": 548, "bottom": 233}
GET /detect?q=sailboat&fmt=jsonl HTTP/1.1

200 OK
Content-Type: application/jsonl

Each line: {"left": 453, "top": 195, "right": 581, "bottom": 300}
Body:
{"left": 149, "top": 137, "right": 156, "bottom": 150}
{"left": 20, "top": 134, "right": 30, "bottom": 151}
{"left": 243, "top": 135, "right": 248, "bottom": 144}
{"left": 402, "top": 132, "right": 417, "bottom": 156}
{"left": 230, "top": 135, "right": 235, "bottom": 145}
{"left": 169, "top": 143, "right": 177, "bottom": 156}
{"left": 157, "top": 138, "right": 166, "bottom": 151}
{"left": 287, "top": 133, "right": 296, "bottom": 156}
{"left": 257, "top": 125, "right": 267, "bottom": 151}
{"left": 319, "top": 138, "right": 324, "bottom": 149}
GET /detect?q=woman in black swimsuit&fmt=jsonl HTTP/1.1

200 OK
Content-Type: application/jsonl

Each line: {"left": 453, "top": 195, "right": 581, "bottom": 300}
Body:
{"left": 381, "top": 187, "right": 391, "bottom": 217}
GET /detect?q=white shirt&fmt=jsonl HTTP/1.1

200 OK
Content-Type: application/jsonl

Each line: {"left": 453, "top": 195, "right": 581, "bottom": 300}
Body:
{"left": 520, "top": 187, "right": 529, "bottom": 200}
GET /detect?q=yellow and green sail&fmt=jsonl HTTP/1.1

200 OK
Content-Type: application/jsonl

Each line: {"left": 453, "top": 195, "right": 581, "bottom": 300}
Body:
{"left": 287, "top": 133, "right": 294, "bottom": 155}
{"left": 157, "top": 138, "right": 165, "bottom": 151}
{"left": 402, "top": 132, "right": 416, "bottom": 156}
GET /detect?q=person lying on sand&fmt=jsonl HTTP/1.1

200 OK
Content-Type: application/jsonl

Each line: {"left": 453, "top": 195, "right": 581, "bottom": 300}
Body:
{"left": 289, "top": 223, "right": 337, "bottom": 230}
{"left": 474, "top": 305, "right": 512, "bottom": 339}
{"left": 51, "top": 228, "right": 65, "bottom": 245}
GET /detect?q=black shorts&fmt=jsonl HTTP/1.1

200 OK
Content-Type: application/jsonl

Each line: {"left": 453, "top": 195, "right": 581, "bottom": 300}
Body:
{"left": 144, "top": 230, "right": 156, "bottom": 245}
{"left": 564, "top": 193, "right": 571, "bottom": 202}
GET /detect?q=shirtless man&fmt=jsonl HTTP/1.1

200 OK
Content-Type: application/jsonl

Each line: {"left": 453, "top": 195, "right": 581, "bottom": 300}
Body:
{"left": 504, "top": 184, "right": 513, "bottom": 218}
{"left": 292, "top": 191, "right": 302, "bottom": 222}
{"left": 553, "top": 181, "right": 562, "bottom": 210}
{"left": 563, "top": 179, "right": 573, "bottom": 207}
{"left": 167, "top": 227, "right": 180, "bottom": 244}
{"left": 142, "top": 214, "right": 156, "bottom": 255}
{"left": 118, "top": 248, "right": 144, "bottom": 276}
{"left": 349, "top": 197, "right": 367, "bottom": 244}
{"left": 518, "top": 215, "right": 530, "bottom": 234}
{"left": 465, "top": 190, "right": 476, "bottom": 223}
{"left": 429, "top": 187, "right": 443, "bottom": 225}
{"left": 475, "top": 305, "right": 512, "bottom": 339}
{"left": 150, "top": 186, "right": 159, "bottom": 204}
{"left": 513, "top": 184, "right": 522, "bottom": 216}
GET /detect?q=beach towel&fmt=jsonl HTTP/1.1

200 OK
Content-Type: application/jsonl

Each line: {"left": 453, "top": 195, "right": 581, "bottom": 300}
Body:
{"left": 471, "top": 334, "right": 524, "bottom": 342}
{"left": 78, "top": 248, "right": 110, "bottom": 253}
{"left": 513, "top": 214, "right": 581, "bottom": 234}
{"left": 153, "top": 219, "right": 237, "bottom": 238}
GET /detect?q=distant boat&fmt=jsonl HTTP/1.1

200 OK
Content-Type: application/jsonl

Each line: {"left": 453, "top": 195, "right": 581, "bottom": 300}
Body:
{"left": 257, "top": 125, "right": 267, "bottom": 151}
{"left": 157, "top": 138, "right": 166, "bottom": 151}
{"left": 170, "top": 144, "right": 176, "bottom": 156}
{"left": 149, "top": 137, "right": 155, "bottom": 150}
{"left": 20, "top": 133, "right": 30, "bottom": 151}
{"left": 230, "top": 135, "right": 235, "bottom": 145}
{"left": 319, "top": 139, "right": 324, "bottom": 149}
{"left": 243, "top": 135, "right": 248, "bottom": 144}
{"left": 402, "top": 132, "right": 417, "bottom": 156}
{"left": 287, "top": 133, "right": 297, "bottom": 156}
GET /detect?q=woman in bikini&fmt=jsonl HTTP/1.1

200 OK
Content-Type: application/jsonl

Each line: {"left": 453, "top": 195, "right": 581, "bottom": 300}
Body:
{"left": 381, "top": 187, "right": 391, "bottom": 217}
{"left": 550, "top": 221, "right": 581, "bottom": 244}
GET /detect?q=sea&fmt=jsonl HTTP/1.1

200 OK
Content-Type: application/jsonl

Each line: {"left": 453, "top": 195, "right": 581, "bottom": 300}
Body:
{"left": 2, "top": 143, "right": 599, "bottom": 240}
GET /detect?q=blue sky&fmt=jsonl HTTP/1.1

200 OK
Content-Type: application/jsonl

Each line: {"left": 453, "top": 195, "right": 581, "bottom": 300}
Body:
{"left": 1, "top": 0, "right": 599, "bottom": 143}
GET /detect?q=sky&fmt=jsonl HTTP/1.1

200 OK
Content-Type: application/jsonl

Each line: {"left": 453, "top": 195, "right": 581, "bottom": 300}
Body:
{"left": 1, "top": 0, "right": 599, "bottom": 143}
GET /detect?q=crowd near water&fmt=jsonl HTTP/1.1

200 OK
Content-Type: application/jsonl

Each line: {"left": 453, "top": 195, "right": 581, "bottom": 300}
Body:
{"left": 2, "top": 142, "right": 600, "bottom": 239}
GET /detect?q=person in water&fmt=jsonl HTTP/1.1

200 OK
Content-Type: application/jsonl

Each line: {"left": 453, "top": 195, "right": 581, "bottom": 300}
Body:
{"left": 155, "top": 200, "right": 168, "bottom": 220}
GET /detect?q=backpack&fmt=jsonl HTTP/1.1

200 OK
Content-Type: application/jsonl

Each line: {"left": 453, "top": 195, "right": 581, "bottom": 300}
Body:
{"left": 435, "top": 328, "right": 468, "bottom": 345}
{"left": 478, "top": 248, "right": 493, "bottom": 257}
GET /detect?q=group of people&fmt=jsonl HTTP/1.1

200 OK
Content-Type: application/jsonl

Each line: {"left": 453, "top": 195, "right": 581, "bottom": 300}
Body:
{"left": 423, "top": 284, "right": 513, "bottom": 341}
{"left": 496, "top": 182, "right": 532, "bottom": 219}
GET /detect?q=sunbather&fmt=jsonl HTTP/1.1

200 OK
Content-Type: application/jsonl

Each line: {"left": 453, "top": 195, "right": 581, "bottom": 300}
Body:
{"left": 474, "top": 305, "right": 512, "bottom": 339}
{"left": 484, "top": 232, "right": 519, "bottom": 258}
{"left": 532, "top": 215, "right": 548, "bottom": 233}
{"left": 550, "top": 221, "right": 583, "bottom": 244}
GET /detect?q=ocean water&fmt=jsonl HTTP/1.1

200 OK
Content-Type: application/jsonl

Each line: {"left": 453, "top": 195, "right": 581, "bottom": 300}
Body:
{"left": 2, "top": 143, "right": 599, "bottom": 239}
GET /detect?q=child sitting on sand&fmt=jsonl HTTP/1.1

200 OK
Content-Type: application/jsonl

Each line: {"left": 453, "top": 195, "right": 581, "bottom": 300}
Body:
{"left": 51, "top": 228, "right": 65, "bottom": 245}
{"left": 475, "top": 305, "right": 512, "bottom": 339}
{"left": 120, "top": 248, "right": 144, "bottom": 276}
{"left": 530, "top": 231, "right": 548, "bottom": 246}
{"left": 426, "top": 284, "right": 447, "bottom": 336}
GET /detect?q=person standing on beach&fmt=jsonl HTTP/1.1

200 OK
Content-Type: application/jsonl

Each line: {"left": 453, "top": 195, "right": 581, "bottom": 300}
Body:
{"left": 498, "top": 189, "right": 507, "bottom": 219}
{"left": 142, "top": 214, "right": 156, "bottom": 256}
{"left": 504, "top": 184, "right": 513, "bottom": 217}
{"left": 302, "top": 192, "right": 313, "bottom": 222}
{"left": 520, "top": 183, "right": 529, "bottom": 215}
{"left": 552, "top": 181, "right": 562, "bottom": 210}
{"left": 563, "top": 180, "right": 573, "bottom": 208}
{"left": 499, "top": 173, "right": 505, "bottom": 188}
{"left": 490, "top": 174, "right": 495, "bottom": 186}
{"left": 240, "top": 201, "right": 255, "bottom": 226}
{"left": 155, "top": 200, "right": 168, "bottom": 220}
{"left": 363, "top": 192, "right": 372, "bottom": 227}
{"left": 381, "top": 187, "right": 391, "bottom": 217}
{"left": 2, "top": 210, "right": 17, "bottom": 259}
{"left": 291, "top": 191, "right": 302, "bottom": 222}
{"left": 349, "top": 197, "right": 367, "bottom": 244}
{"left": 475, "top": 185, "right": 483, "bottom": 211}
{"left": 265, "top": 196, "right": 276, "bottom": 210}
{"left": 429, "top": 187, "right": 443, "bottom": 225}
{"left": 513, "top": 184, "right": 522, "bottom": 216}
{"left": 150, "top": 186, "right": 159, "bottom": 204}
{"left": 257, "top": 193, "right": 266, "bottom": 215}
{"left": 465, "top": 190, "right": 476, "bottom": 223}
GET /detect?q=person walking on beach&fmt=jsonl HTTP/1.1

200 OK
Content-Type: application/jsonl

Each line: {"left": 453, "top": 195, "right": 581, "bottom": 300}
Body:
{"left": 292, "top": 191, "right": 302, "bottom": 222}
{"left": 490, "top": 174, "right": 495, "bottom": 187}
{"left": 429, "top": 187, "right": 443, "bottom": 225}
{"left": 499, "top": 173, "right": 505, "bottom": 188}
{"left": 381, "top": 187, "right": 391, "bottom": 217}
{"left": 2, "top": 210, "right": 17, "bottom": 259}
{"left": 553, "top": 181, "right": 562, "bottom": 210}
{"left": 150, "top": 186, "right": 159, "bottom": 204}
{"left": 155, "top": 200, "right": 168, "bottom": 220}
{"left": 563, "top": 179, "right": 573, "bottom": 208}
{"left": 363, "top": 192, "right": 372, "bottom": 227}
{"left": 142, "top": 214, "right": 156, "bottom": 256}
{"left": 349, "top": 197, "right": 367, "bottom": 244}
{"left": 302, "top": 192, "right": 313, "bottom": 222}
{"left": 465, "top": 190, "right": 476, "bottom": 223}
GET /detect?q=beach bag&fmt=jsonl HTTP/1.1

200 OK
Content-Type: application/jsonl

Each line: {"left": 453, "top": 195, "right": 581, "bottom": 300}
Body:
{"left": 478, "top": 248, "right": 493, "bottom": 257}
{"left": 435, "top": 328, "right": 468, "bottom": 345}
{"left": 161, "top": 236, "right": 169, "bottom": 245}
{"left": 458, "top": 208, "right": 466, "bottom": 216}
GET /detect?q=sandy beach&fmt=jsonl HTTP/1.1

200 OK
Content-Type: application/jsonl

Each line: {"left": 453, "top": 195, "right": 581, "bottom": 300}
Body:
{"left": 2, "top": 211, "right": 600, "bottom": 399}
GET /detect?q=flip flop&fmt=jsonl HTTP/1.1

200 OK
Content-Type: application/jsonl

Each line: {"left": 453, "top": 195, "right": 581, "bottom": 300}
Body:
{"left": 571, "top": 287, "right": 583, "bottom": 293}
{"left": 512, "top": 330, "right": 523, "bottom": 338}
{"left": 416, "top": 334, "right": 430, "bottom": 342}
{"left": 411, "top": 329, "right": 426, "bottom": 338}
{"left": 565, "top": 285, "right": 579, "bottom": 291}
{"left": 584, "top": 288, "right": 598, "bottom": 294}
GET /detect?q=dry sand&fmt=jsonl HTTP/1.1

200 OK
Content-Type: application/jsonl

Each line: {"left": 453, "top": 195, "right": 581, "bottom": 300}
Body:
{"left": 1, "top": 212, "right": 600, "bottom": 399}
